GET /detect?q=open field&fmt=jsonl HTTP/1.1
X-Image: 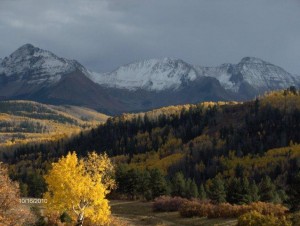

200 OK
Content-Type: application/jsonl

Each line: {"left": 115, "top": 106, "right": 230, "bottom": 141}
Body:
{"left": 110, "top": 200, "right": 238, "bottom": 226}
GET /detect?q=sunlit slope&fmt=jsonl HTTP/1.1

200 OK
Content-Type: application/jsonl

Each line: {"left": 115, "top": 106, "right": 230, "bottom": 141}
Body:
{"left": 0, "top": 100, "right": 109, "bottom": 146}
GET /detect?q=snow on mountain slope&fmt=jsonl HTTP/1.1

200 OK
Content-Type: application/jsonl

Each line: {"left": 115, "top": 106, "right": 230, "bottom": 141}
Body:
{"left": 195, "top": 57, "right": 300, "bottom": 93}
{"left": 1, "top": 44, "right": 299, "bottom": 98}
{"left": 0, "top": 44, "right": 87, "bottom": 85}
{"left": 89, "top": 56, "right": 299, "bottom": 94}
{"left": 88, "top": 58, "right": 199, "bottom": 91}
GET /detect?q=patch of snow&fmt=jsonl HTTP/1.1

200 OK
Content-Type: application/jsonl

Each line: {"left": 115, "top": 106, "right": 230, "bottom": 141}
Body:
{"left": 195, "top": 57, "right": 299, "bottom": 93}
{"left": 88, "top": 58, "right": 200, "bottom": 91}
{"left": 0, "top": 44, "right": 83, "bottom": 85}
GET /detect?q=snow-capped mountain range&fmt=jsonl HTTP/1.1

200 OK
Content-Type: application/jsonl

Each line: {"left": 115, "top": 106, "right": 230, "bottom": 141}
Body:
{"left": 88, "top": 58, "right": 198, "bottom": 91}
{"left": 0, "top": 44, "right": 299, "bottom": 114}
{"left": 89, "top": 56, "right": 300, "bottom": 95}
{"left": 198, "top": 57, "right": 299, "bottom": 94}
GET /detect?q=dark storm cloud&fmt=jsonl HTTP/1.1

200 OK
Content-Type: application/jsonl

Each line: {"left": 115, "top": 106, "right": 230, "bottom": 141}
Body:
{"left": 0, "top": 0, "right": 299, "bottom": 74}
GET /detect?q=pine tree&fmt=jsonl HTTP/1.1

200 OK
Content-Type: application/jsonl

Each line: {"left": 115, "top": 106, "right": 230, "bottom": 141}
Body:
{"left": 198, "top": 184, "right": 207, "bottom": 200}
{"left": 126, "top": 169, "right": 141, "bottom": 199}
{"left": 288, "top": 157, "right": 300, "bottom": 210}
{"left": 249, "top": 181, "right": 260, "bottom": 202}
{"left": 139, "top": 170, "right": 152, "bottom": 200}
{"left": 227, "top": 178, "right": 242, "bottom": 204}
{"left": 150, "top": 169, "right": 169, "bottom": 199}
{"left": 239, "top": 177, "right": 252, "bottom": 204}
{"left": 171, "top": 172, "right": 186, "bottom": 197}
{"left": 115, "top": 164, "right": 129, "bottom": 194}
{"left": 259, "top": 176, "right": 279, "bottom": 203}
{"left": 208, "top": 176, "right": 226, "bottom": 203}
{"left": 186, "top": 179, "right": 198, "bottom": 198}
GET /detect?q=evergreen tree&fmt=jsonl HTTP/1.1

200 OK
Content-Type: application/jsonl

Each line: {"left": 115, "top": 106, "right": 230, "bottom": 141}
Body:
{"left": 227, "top": 178, "right": 242, "bottom": 204}
{"left": 149, "top": 169, "right": 169, "bottom": 199}
{"left": 171, "top": 172, "right": 186, "bottom": 197}
{"left": 208, "top": 176, "right": 226, "bottom": 203}
{"left": 115, "top": 164, "right": 129, "bottom": 194}
{"left": 198, "top": 184, "right": 207, "bottom": 200}
{"left": 138, "top": 170, "right": 151, "bottom": 200}
{"left": 249, "top": 181, "right": 260, "bottom": 202}
{"left": 259, "top": 176, "right": 279, "bottom": 203}
{"left": 239, "top": 177, "right": 252, "bottom": 204}
{"left": 287, "top": 157, "right": 300, "bottom": 210}
{"left": 126, "top": 169, "right": 141, "bottom": 199}
{"left": 185, "top": 179, "right": 198, "bottom": 198}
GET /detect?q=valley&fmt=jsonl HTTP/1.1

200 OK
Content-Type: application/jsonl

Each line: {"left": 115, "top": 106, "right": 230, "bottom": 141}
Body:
{"left": 1, "top": 1, "right": 300, "bottom": 225}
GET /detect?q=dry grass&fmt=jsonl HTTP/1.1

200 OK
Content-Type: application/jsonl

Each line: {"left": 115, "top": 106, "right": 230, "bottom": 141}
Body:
{"left": 110, "top": 200, "right": 238, "bottom": 226}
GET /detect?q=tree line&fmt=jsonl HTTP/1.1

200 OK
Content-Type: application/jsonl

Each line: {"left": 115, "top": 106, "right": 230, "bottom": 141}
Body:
{"left": 0, "top": 88, "right": 299, "bottom": 211}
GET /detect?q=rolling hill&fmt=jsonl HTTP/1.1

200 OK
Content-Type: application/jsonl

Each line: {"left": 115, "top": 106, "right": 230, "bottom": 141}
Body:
{"left": 0, "top": 100, "right": 109, "bottom": 147}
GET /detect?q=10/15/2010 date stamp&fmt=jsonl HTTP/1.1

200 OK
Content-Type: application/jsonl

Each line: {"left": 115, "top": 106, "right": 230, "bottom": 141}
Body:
{"left": 20, "top": 198, "right": 47, "bottom": 204}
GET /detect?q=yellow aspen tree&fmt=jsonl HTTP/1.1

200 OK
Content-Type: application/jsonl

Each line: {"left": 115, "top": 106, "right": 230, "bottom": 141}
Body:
{"left": 43, "top": 152, "right": 115, "bottom": 226}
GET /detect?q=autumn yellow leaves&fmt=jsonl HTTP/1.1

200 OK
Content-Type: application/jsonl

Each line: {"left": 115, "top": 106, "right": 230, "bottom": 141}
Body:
{"left": 43, "top": 152, "right": 115, "bottom": 225}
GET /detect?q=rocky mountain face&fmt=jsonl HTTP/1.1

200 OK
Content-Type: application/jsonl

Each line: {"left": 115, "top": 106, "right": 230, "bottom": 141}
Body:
{"left": 88, "top": 58, "right": 198, "bottom": 91}
{"left": 0, "top": 44, "right": 124, "bottom": 114}
{"left": 0, "top": 44, "right": 299, "bottom": 115}
{"left": 0, "top": 44, "right": 88, "bottom": 84}
{"left": 196, "top": 57, "right": 300, "bottom": 98}
{"left": 90, "top": 56, "right": 300, "bottom": 98}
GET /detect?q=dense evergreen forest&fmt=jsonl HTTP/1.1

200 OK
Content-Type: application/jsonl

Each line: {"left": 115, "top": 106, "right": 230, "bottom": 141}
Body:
{"left": 0, "top": 88, "right": 299, "bottom": 210}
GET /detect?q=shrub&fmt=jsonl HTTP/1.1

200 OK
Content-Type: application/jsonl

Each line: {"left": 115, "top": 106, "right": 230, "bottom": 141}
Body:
{"left": 179, "top": 200, "right": 213, "bottom": 218}
{"left": 60, "top": 212, "right": 72, "bottom": 223}
{"left": 178, "top": 200, "right": 289, "bottom": 219}
{"left": 207, "top": 203, "right": 250, "bottom": 218}
{"left": 237, "top": 211, "right": 292, "bottom": 226}
{"left": 291, "top": 211, "right": 300, "bottom": 226}
{"left": 153, "top": 196, "right": 188, "bottom": 212}
{"left": 45, "top": 212, "right": 65, "bottom": 226}
{"left": 249, "top": 202, "right": 289, "bottom": 217}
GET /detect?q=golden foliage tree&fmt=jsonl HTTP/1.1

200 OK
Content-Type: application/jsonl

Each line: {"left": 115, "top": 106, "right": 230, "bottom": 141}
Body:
{"left": 237, "top": 210, "right": 292, "bottom": 226}
{"left": 43, "top": 152, "right": 115, "bottom": 226}
{"left": 0, "top": 163, "right": 34, "bottom": 226}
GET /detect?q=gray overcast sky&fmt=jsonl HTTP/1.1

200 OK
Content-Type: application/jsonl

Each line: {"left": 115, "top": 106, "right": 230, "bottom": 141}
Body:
{"left": 0, "top": 0, "right": 299, "bottom": 74}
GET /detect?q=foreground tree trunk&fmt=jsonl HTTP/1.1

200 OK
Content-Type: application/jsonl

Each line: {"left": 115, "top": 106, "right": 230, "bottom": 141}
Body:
{"left": 76, "top": 212, "right": 84, "bottom": 226}
{"left": 73, "top": 200, "right": 88, "bottom": 226}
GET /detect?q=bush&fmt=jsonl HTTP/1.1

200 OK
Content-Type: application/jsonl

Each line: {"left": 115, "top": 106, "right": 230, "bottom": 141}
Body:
{"left": 178, "top": 200, "right": 289, "bottom": 219}
{"left": 291, "top": 211, "right": 300, "bottom": 226}
{"left": 207, "top": 203, "right": 251, "bottom": 218}
{"left": 249, "top": 202, "right": 289, "bottom": 217}
{"left": 179, "top": 200, "right": 213, "bottom": 218}
{"left": 60, "top": 212, "right": 72, "bottom": 223}
{"left": 237, "top": 211, "right": 292, "bottom": 226}
{"left": 153, "top": 196, "right": 188, "bottom": 212}
{"left": 45, "top": 212, "right": 65, "bottom": 226}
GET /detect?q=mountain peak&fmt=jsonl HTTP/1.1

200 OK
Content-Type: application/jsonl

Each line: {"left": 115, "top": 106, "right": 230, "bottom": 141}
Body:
{"left": 239, "top": 57, "right": 269, "bottom": 65}
{"left": 12, "top": 43, "right": 39, "bottom": 57}
{"left": 0, "top": 44, "right": 88, "bottom": 85}
{"left": 19, "top": 43, "right": 36, "bottom": 50}
{"left": 89, "top": 57, "right": 198, "bottom": 91}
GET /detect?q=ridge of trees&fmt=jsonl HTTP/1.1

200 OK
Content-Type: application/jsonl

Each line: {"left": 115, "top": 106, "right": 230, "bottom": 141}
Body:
{"left": 0, "top": 88, "right": 299, "bottom": 210}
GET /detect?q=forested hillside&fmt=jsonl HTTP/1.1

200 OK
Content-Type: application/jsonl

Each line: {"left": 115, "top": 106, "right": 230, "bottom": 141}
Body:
{"left": 0, "top": 88, "right": 299, "bottom": 211}
{"left": 0, "top": 100, "right": 109, "bottom": 147}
